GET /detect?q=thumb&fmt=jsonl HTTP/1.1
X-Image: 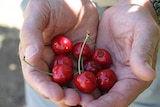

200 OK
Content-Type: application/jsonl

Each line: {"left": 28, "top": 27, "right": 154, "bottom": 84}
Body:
{"left": 20, "top": 26, "right": 44, "bottom": 63}
{"left": 20, "top": 1, "right": 46, "bottom": 63}
{"left": 130, "top": 25, "right": 159, "bottom": 81}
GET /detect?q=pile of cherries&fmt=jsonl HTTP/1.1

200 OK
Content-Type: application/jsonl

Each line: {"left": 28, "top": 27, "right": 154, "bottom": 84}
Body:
{"left": 23, "top": 32, "right": 117, "bottom": 93}
{"left": 50, "top": 32, "right": 117, "bottom": 93}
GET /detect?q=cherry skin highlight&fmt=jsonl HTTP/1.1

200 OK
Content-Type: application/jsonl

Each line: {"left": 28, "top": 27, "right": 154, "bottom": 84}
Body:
{"left": 96, "top": 69, "right": 117, "bottom": 91}
{"left": 52, "top": 35, "right": 72, "bottom": 54}
{"left": 74, "top": 71, "right": 97, "bottom": 93}
{"left": 52, "top": 64, "right": 74, "bottom": 86}
{"left": 72, "top": 42, "right": 91, "bottom": 61}
{"left": 52, "top": 54, "right": 73, "bottom": 68}
{"left": 92, "top": 48, "right": 112, "bottom": 68}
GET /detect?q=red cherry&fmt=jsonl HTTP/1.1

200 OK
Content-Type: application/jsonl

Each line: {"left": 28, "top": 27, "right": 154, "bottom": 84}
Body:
{"left": 96, "top": 69, "right": 117, "bottom": 91}
{"left": 84, "top": 60, "right": 102, "bottom": 75}
{"left": 52, "top": 35, "right": 72, "bottom": 54}
{"left": 72, "top": 42, "right": 91, "bottom": 61}
{"left": 74, "top": 71, "right": 97, "bottom": 93}
{"left": 52, "top": 64, "right": 74, "bottom": 86}
{"left": 52, "top": 54, "right": 73, "bottom": 68}
{"left": 92, "top": 48, "right": 112, "bottom": 68}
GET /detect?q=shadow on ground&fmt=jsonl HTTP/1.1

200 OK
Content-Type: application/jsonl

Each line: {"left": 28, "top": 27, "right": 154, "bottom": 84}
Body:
{"left": 0, "top": 26, "right": 25, "bottom": 107}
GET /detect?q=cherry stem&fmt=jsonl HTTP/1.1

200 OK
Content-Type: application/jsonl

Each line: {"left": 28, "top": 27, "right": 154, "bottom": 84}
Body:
{"left": 78, "top": 31, "right": 90, "bottom": 74}
{"left": 23, "top": 57, "right": 53, "bottom": 76}
{"left": 81, "top": 57, "right": 84, "bottom": 71}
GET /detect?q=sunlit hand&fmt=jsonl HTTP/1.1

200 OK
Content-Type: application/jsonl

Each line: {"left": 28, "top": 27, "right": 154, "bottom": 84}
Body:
{"left": 83, "top": 0, "right": 160, "bottom": 107}
{"left": 19, "top": 0, "right": 98, "bottom": 106}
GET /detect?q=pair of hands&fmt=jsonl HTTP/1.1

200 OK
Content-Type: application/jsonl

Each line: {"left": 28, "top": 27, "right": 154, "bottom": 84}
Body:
{"left": 19, "top": 0, "right": 159, "bottom": 107}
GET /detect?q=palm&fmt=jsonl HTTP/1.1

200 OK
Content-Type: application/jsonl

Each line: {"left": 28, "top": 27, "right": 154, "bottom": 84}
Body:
{"left": 97, "top": 6, "right": 143, "bottom": 80}
{"left": 20, "top": 0, "right": 98, "bottom": 106}
{"left": 85, "top": 4, "right": 159, "bottom": 107}
{"left": 23, "top": 0, "right": 98, "bottom": 44}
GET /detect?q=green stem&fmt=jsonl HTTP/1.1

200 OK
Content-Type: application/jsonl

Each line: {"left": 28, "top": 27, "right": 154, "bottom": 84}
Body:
{"left": 78, "top": 32, "right": 90, "bottom": 74}
{"left": 81, "top": 57, "right": 84, "bottom": 71}
{"left": 23, "top": 57, "right": 53, "bottom": 76}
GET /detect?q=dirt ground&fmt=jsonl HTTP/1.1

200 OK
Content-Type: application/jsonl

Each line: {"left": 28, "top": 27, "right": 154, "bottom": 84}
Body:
{"left": 0, "top": 26, "right": 25, "bottom": 107}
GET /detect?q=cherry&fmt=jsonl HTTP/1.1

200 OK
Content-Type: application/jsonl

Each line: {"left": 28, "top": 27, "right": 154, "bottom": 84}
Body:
{"left": 74, "top": 71, "right": 97, "bottom": 93}
{"left": 84, "top": 60, "right": 102, "bottom": 75}
{"left": 52, "top": 64, "right": 74, "bottom": 86}
{"left": 23, "top": 31, "right": 118, "bottom": 93}
{"left": 52, "top": 35, "right": 72, "bottom": 54}
{"left": 96, "top": 69, "right": 117, "bottom": 91}
{"left": 72, "top": 42, "right": 91, "bottom": 61}
{"left": 92, "top": 48, "right": 112, "bottom": 68}
{"left": 52, "top": 54, "right": 73, "bottom": 68}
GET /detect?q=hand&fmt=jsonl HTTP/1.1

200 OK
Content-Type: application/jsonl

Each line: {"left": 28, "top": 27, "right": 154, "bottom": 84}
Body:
{"left": 82, "top": 0, "right": 159, "bottom": 107}
{"left": 19, "top": 0, "right": 98, "bottom": 106}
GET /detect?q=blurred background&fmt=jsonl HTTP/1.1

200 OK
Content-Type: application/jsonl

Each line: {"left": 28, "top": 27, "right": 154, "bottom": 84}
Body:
{"left": 0, "top": 0, "right": 117, "bottom": 107}
{"left": 0, "top": 0, "right": 25, "bottom": 107}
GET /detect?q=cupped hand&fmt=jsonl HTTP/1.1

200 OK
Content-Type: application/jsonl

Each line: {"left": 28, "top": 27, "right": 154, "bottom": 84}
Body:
{"left": 83, "top": 1, "right": 160, "bottom": 107}
{"left": 19, "top": 0, "right": 98, "bottom": 106}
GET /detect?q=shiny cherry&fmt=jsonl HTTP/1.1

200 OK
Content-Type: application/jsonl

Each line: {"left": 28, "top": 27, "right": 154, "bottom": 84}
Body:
{"left": 52, "top": 35, "right": 72, "bottom": 54}
{"left": 74, "top": 71, "right": 97, "bottom": 93}
{"left": 92, "top": 48, "right": 112, "bottom": 68}
{"left": 52, "top": 64, "right": 74, "bottom": 86}
{"left": 84, "top": 60, "right": 102, "bottom": 75}
{"left": 96, "top": 69, "right": 117, "bottom": 91}
{"left": 52, "top": 54, "right": 73, "bottom": 68}
{"left": 72, "top": 42, "right": 91, "bottom": 61}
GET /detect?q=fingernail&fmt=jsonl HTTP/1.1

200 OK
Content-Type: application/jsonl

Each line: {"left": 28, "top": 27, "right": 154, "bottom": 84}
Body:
{"left": 145, "top": 62, "right": 154, "bottom": 72}
{"left": 25, "top": 45, "right": 38, "bottom": 60}
{"left": 145, "top": 62, "right": 156, "bottom": 81}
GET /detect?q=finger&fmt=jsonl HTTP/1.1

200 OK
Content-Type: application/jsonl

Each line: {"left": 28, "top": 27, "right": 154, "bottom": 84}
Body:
{"left": 79, "top": 92, "right": 94, "bottom": 107}
{"left": 86, "top": 79, "right": 151, "bottom": 107}
{"left": 21, "top": 58, "right": 64, "bottom": 102}
{"left": 55, "top": 100, "right": 70, "bottom": 107}
{"left": 20, "top": 27, "right": 44, "bottom": 63}
{"left": 20, "top": 46, "right": 65, "bottom": 105}
{"left": 64, "top": 88, "right": 81, "bottom": 106}
{"left": 41, "top": 46, "right": 55, "bottom": 67}
{"left": 20, "top": 1, "right": 47, "bottom": 63}
{"left": 130, "top": 24, "right": 160, "bottom": 81}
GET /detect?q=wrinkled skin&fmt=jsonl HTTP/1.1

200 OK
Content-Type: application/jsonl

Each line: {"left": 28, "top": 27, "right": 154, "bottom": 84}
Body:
{"left": 19, "top": 0, "right": 98, "bottom": 106}
{"left": 86, "top": 1, "right": 160, "bottom": 107}
{"left": 19, "top": 0, "right": 160, "bottom": 107}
